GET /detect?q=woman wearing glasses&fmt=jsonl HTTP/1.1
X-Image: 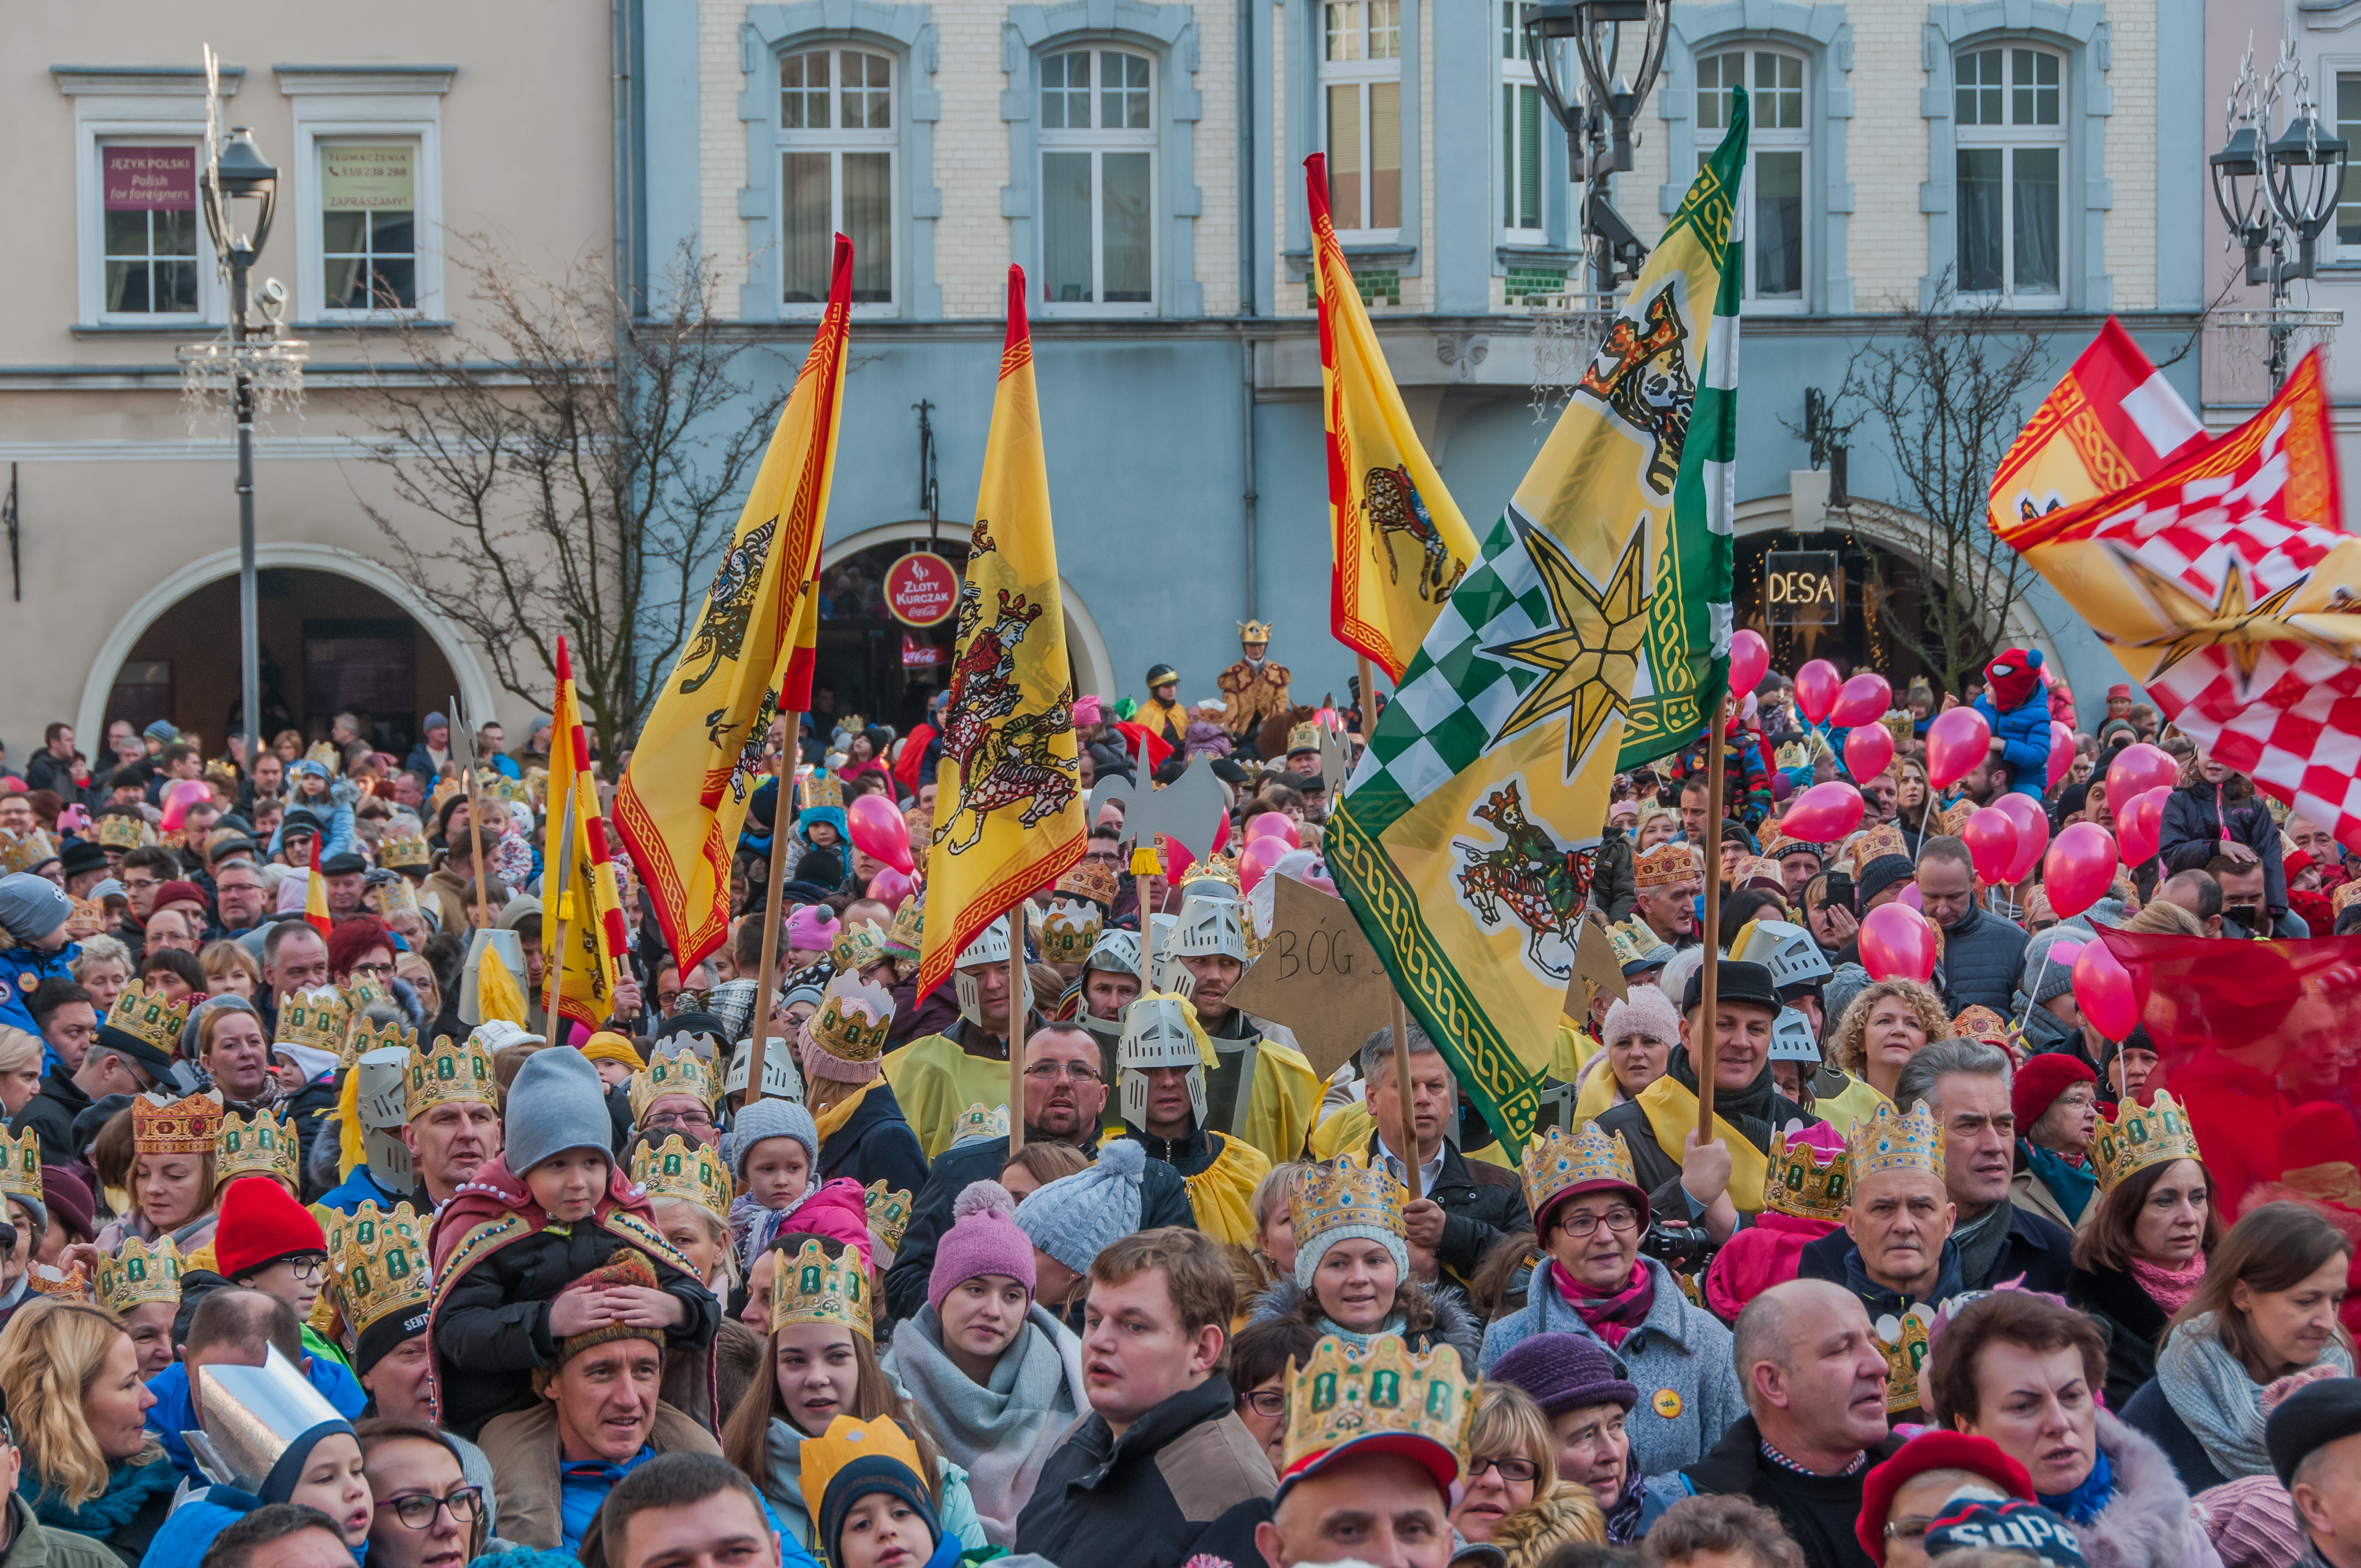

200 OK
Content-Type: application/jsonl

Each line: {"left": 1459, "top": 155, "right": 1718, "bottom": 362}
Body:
{"left": 1450, "top": 1381, "right": 1605, "bottom": 1557}
{"left": 357, "top": 1418, "right": 489, "bottom": 1568}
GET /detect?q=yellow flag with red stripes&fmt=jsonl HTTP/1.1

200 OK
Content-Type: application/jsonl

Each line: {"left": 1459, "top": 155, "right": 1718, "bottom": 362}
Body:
{"left": 915, "top": 266, "right": 1087, "bottom": 1000}
{"left": 543, "top": 635, "right": 630, "bottom": 1031}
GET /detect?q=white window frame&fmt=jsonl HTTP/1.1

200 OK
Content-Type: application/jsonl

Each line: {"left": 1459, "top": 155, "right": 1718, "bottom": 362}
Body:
{"left": 56, "top": 71, "right": 229, "bottom": 329}
{"left": 284, "top": 77, "right": 446, "bottom": 324}
{"left": 2333, "top": 64, "right": 2361, "bottom": 260}
{"left": 1036, "top": 47, "right": 1159, "bottom": 318}
{"left": 1952, "top": 43, "right": 2068, "bottom": 308}
{"left": 777, "top": 46, "right": 901, "bottom": 320}
{"left": 1696, "top": 46, "right": 1810, "bottom": 314}
{"left": 1318, "top": 0, "right": 1403, "bottom": 242}
{"left": 1499, "top": 1, "right": 1546, "bottom": 245}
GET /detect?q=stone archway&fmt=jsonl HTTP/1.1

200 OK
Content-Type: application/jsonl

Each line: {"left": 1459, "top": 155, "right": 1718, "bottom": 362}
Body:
{"left": 78, "top": 543, "right": 501, "bottom": 755}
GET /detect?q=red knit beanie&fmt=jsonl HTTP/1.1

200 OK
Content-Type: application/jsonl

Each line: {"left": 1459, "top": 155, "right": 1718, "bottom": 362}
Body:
{"left": 2011, "top": 1053, "right": 2096, "bottom": 1134}
{"left": 1857, "top": 1431, "right": 2033, "bottom": 1566}
{"left": 215, "top": 1174, "right": 328, "bottom": 1280}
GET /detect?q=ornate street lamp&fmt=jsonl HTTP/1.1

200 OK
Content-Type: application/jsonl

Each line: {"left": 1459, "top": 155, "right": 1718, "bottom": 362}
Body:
{"left": 1522, "top": 0, "right": 1668, "bottom": 294}
{"left": 2210, "top": 40, "right": 2349, "bottom": 390}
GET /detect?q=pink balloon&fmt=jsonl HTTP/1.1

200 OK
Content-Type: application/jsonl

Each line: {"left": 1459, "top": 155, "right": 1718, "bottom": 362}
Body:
{"left": 2073, "top": 939, "right": 2141, "bottom": 1039}
{"left": 1925, "top": 707, "right": 1994, "bottom": 790}
{"left": 1729, "top": 629, "right": 1771, "bottom": 696}
{"left": 1859, "top": 903, "right": 1939, "bottom": 983}
{"left": 2047, "top": 722, "right": 2076, "bottom": 790}
{"left": 1237, "top": 836, "right": 1289, "bottom": 893}
{"left": 1843, "top": 722, "right": 1895, "bottom": 784}
{"left": 1246, "top": 813, "right": 1301, "bottom": 848}
{"left": 1961, "top": 808, "right": 2020, "bottom": 884}
{"left": 1782, "top": 781, "right": 1866, "bottom": 841}
{"left": 846, "top": 793, "right": 916, "bottom": 875}
{"left": 2116, "top": 785, "right": 2168, "bottom": 867}
{"left": 1898, "top": 884, "right": 1924, "bottom": 910}
{"left": 2042, "top": 939, "right": 2084, "bottom": 971}
{"left": 2107, "top": 743, "right": 2179, "bottom": 808}
{"left": 867, "top": 867, "right": 914, "bottom": 904}
{"left": 2043, "top": 821, "right": 2118, "bottom": 919}
{"left": 159, "top": 778, "right": 212, "bottom": 832}
{"left": 1794, "top": 660, "right": 1843, "bottom": 726}
{"left": 1830, "top": 673, "right": 1894, "bottom": 729}
{"left": 1994, "top": 793, "right": 2050, "bottom": 883}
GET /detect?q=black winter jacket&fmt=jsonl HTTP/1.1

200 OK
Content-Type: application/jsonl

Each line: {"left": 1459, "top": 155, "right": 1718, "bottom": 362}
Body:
{"left": 2074, "top": 1262, "right": 2173, "bottom": 1412}
{"left": 1357, "top": 1135, "right": 1530, "bottom": 1284}
{"left": 10, "top": 1068, "right": 91, "bottom": 1169}
{"left": 1932, "top": 902, "right": 2030, "bottom": 1014}
{"left": 1648, "top": 1414, "right": 1906, "bottom": 1568}
{"left": 1797, "top": 1202, "right": 2076, "bottom": 1296}
{"left": 1014, "top": 1375, "right": 1275, "bottom": 1568}
{"left": 815, "top": 1079, "right": 929, "bottom": 1200}
{"left": 2160, "top": 783, "right": 2288, "bottom": 914}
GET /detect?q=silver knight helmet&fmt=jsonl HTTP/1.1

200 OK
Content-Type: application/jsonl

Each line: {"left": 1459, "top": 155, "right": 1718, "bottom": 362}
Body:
{"left": 954, "top": 914, "right": 1033, "bottom": 1030}
{"left": 1161, "top": 892, "right": 1248, "bottom": 1000}
{"left": 1118, "top": 993, "right": 1206, "bottom": 1129}
{"left": 355, "top": 1047, "right": 414, "bottom": 1195}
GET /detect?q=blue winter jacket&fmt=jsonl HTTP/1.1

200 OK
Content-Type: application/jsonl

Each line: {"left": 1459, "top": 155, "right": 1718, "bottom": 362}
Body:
{"left": 0, "top": 935, "right": 79, "bottom": 1069}
{"left": 146, "top": 1355, "right": 368, "bottom": 1478}
{"left": 1972, "top": 689, "right": 2053, "bottom": 800}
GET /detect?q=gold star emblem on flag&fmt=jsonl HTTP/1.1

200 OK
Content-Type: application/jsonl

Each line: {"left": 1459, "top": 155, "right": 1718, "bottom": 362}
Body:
{"left": 1485, "top": 520, "right": 1652, "bottom": 778}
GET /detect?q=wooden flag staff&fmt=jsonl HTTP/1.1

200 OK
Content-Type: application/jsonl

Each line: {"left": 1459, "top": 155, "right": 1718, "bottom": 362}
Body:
{"left": 744, "top": 709, "right": 801, "bottom": 1104}
{"left": 1696, "top": 720, "right": 1725, "bottom": 1142}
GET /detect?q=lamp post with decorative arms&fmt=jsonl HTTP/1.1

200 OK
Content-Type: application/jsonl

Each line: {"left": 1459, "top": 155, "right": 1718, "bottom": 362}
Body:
{"left": 1521, "top": 0, "right": 1668, "bottom": 298}
{"left": 2210, "top": 39, "right": 2349, "bottom": 392}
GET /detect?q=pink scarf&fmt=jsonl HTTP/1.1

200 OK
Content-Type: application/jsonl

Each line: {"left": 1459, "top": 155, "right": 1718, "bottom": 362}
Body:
{"left": 2130, "top": 1251, "right": 2208, "bottom": 1316}
{"left": 1552, "top": 1259, "right": 1655, "bottom": 1348}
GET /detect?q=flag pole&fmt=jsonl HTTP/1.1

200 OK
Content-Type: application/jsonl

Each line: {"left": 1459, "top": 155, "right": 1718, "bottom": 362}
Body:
{"left": 746, "top": 710, "right": 799, "bottom": 1108}
{"left": 453, "top": 694, "right": 494, "bottom": 929}
{"left": 1008, "top": 941, "right": 1027, "bottom": 1155}
{"left": 545, "top": 771, "right": 578, "bottom": 1030}
{"left": 1358, "top": 651, "right": 1421, "bottom": 1201}
{"left": 1697, "top": 717, "right": 1724, "bottom": 1145}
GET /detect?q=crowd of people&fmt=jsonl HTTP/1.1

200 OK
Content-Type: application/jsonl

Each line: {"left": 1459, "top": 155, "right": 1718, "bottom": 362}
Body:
{"left": 0, "top": 623, "right": 2345, "bottom": 1568}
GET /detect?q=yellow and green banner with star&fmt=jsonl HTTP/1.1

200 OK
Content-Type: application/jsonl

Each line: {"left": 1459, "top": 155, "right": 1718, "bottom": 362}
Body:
{"left": 1325, "top": 92, "right": 1748, "bottom": 1154}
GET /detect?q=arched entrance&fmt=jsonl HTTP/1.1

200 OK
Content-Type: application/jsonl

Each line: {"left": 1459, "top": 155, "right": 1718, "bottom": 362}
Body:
{"left": 815, "top": 521, "right": 1115, "bottom": 733}
{"left": 79, "top": 545, "right": 500, "bottom": 760}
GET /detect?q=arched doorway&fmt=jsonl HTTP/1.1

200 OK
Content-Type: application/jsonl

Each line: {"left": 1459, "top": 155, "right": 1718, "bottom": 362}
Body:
{"left": 79, "top": 545, "right": 499, "bottom": 761}
{"left": 815, "top": 521, "right": 1114, "bottom": 734}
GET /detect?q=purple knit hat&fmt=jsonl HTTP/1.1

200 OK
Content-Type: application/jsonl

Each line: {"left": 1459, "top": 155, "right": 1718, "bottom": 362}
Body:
{"left": 927, "top": 1180, "right": 1037, "bottom": 1311}
{"left": 1490, "top": 1332, "right": 1638, "bottom": 1417}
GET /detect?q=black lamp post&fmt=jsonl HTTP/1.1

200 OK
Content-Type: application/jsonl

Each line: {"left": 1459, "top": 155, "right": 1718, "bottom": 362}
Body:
{"left": 2210, "top": 46, "right": 2349, "bottom": 390}
{"left": 1522, "top": 0, "right": 1667, "bottom": 293}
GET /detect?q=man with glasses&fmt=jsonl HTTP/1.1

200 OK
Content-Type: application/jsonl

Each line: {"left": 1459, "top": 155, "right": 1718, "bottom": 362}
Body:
{"left": 884, "top": 1022, "right": 1198, "bottom": 1326}
{"left": 213, "top": 860, "right": 271, "bottom": 938}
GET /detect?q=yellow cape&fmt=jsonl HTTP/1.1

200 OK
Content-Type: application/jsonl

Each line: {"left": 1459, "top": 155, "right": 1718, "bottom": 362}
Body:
{"left": 1307, "top": 1100, "right": 1516, "bottom": 1171}
{"left": 1631, "top": 1076, "right": 1772, "bottom": 1214}
{"left": 882, "top": 1034, "right": 1019, "bottom": 1159}
{"left": 1572, "top": 1060, "right": 1623, "bottom": 1131}
{"left": 812, "top": 1077, "right": 885, "bottom": 1146}
{"left": 1809, "top": 1074, "right": 1892, "bottom": 1143}
{"left": 1553, "top": 1020, "right": 1598, "bottom": 1084}
{"left": 1182, "top": 1133, "right": 1271, "bottom": 1248}
{"left": 1230, "top": 1034, "right": 1324, "bottom": 1166}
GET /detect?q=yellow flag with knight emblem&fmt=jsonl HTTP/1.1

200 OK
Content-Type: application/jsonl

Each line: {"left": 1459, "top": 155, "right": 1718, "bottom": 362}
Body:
{"left": 1308, "top": 154, "right": 1479, "bottom": 682}
{"left": 1325, "top": 95, "right": 1748, "bottom": 1155}
{"left": 915, "top": 266, "right": 1088, "bottom": 1001}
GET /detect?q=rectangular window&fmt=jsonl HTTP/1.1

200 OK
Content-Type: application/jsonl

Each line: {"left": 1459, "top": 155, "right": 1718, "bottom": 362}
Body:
{"left": 779, "top": 48, "right": 896, "bottom": 309}
{"left": 320, "top": 143, "right": 418, "bottom": 311}
{"left": 101, "top": 144, "right": 200, "bottom": 315}
{"left": 1038, "top": 49, "right": 1158, "bottom": 312}
{"left": 2338, "top": 73, "right": 2361, "bottom": 248}
{"left": 1321, "top": 0, "right": 1402, "bottom": 237}
{"left": 1954, "top": 45, "right": 2068, "bottom": 303}
{"left": 1499, "top": 0, "right": 1544, "bottom": 239}
{"left": 1700, "top": 48, "right": 1809, "bottom": 309}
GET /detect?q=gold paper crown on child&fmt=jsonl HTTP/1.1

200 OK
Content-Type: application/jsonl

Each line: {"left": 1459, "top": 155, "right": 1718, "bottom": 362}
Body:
{"left": 802, "top": 771, "right": 846, "bottom": 813}
{"left": 1054, "top": 857, "right": 1119, "bottom": 910}
{"left": 134, "top": 1092, "right": 221, "bottom": 1156}
{"left": 475, "top": 769, "right": 529, "bottom": 805}
{"left": 0, "top": 1128, "right": 39, "bottom": 1213}
{"left": 106, "top": 980, "right": 190, "bottom": 1058}
{"left": 27, "top": 1263, "right": 87, "bottom": 1298}
{"left": 885, "top": 895, "right": 924, "bottom": 960}
{"left": 380, "top": 829, "right": 431, "bottom": 870}
{"left": 217, "top": 1109, "right": 300, "bottom": 1190}
{"left": 323, "top": 1203, "right": 432, "bottom": 1338}
{"left": 865, "top": 1180, "right": 915, "bottom": 1254}
{"left": 1765, "top": 1123, "right": 1852, "bottom": 1223}
{"left": 1847, "top": 824, "right": 1907, "bottom": 874}
{"left": 1633, "top": 842, "right": 1694, "bottom": 891}
{"left": 1291, "top": 1156, "right": 1407, "bottom": 1251}
{"left": 949, "top": 1103, "right": 1010, "bottom": 1145}
{"left": 2093, "top": 1090, "right": 2202, "bottom": 1193}
{"left": 0, "top": 831, "right": 56, "bottom": 876}
{"left": 95, "top": 814, "right": 149, "bottom": 851}
{"left": 306, "top": 742, "right": 340, "bottom": 767}
{"left": 345, "top": 1014, "right": 416, "bottom": 1070}
{"left": 632, "top": 1134, "right": 732, "bottom": 1221}
{"left": 1848, "top": 1099, "right": 1945, "bottom": 1182}
{"left": 1040, "top": 899, "right": 1103, "bottom": 965}
{"left": 1281, "top": 1335, "right": 1475, "bottom": 1480}
{"left": 97, "top": 1235, "right": 181, "bottom": 1315}
{"left": 276, "top": 988, "right": 351, "bottom": 1057}
{"left": 798, "top": 1417, "right": 927, "bottom": 1528}
{"left": 629, "top": 1050, "right": 721, "bottom": 1123}
{"left": 811, "top": 975, "right": 894, "bottom": 1065}
{"left": 407, "top": 1032, "right": 501, "bottom": 1117}
{"left": 829, "top": 922, "right": 894, "bottom": 977}
{"left": 1518, "top": 1123, "right": 1637, "bottom": 1223}
{"left": 1775, "top": 741, "right": 1813, "bottom": 770}
{"left": 771, "top": 1237, "right": 872, "bottom": 1340}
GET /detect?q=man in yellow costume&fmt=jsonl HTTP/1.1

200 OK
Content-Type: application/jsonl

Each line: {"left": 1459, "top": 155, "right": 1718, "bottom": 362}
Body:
{"left": 1138, "top": 664, "right": 1191, "bottom": 751}
{"left": 1157, "top": 890, "right": 1320, "bottom": 1164}
{"left": 1214, "top": 620, "right": 1293, "bottom": 758}
{"left": 1113, "top": 991, "right": 1269, "bottom": 1246}
{"left": 882, "top": 912, "right": 1037, "bottom": 1158}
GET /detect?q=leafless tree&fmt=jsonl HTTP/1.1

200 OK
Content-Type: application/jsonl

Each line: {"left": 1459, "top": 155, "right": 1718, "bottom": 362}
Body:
{"left": 352, "top": 237, "right": 790, "bottom": 765}
{"left": 1817, "top": 275, "right": 2056, "bottom": 694}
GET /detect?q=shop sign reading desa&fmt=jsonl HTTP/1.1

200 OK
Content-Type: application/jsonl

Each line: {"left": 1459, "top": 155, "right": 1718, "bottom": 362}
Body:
{"left": 1765, "top": 551, "right": 1840, "bottom": 627}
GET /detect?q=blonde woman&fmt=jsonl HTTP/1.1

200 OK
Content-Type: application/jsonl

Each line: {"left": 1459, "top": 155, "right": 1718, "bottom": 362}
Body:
{"left": 1246, "top": 1159, "right": 1307, "bottom": 1288}
{"left": 68, "top": 938, "right": 132, "bottom": 1018}
{"left": 394, "top": 951, "right": 440, "bottom": 1022}
{"left": 0, "top": 1027, "right": 43, "bottom": 1118}
{"left": 0, "top": 1301, "right": 178, "bottom": 1559}
{"left": 1826, "top": 977, "right": 1950, "bottom": 1104}
{"left": 198, "top": 940, "right": 260, "bottom": 1000}
{"left": 1635, "top": 807, "right": 1679, "bottom": 851}
{"left": 1452, "top": 1382, "right": 1559, "bottom": 1544}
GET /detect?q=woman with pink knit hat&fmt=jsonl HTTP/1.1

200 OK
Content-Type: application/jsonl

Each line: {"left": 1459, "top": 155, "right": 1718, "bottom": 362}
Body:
{"left": 882, "top": 1180, "right": 1087, "bottom": 1548}
{"left": 799, "top": 973, "right": 930, "bottom": 1203}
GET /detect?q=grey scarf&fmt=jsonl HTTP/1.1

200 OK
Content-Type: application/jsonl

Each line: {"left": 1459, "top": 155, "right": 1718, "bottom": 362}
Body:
{"left": 760, "top": 1418, "right": 817, "bottom": 1546}
{"left": 888, "top": 1305, "right": 1087, "bottom": 1548}
{"left": 2155, "top": 1313, "right": 2357, "bottom": 1480}
{"left": 1952, "top": 1201, "right": 2013, "bottom": 1289}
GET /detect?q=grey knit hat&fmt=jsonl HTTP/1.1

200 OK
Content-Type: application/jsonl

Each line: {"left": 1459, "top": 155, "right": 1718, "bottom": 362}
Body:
{"left": 1822, "top": 962, "right": 1872, "bottom": 1041}
{"left": 1015, "top": 1139, "right": 1146, "bottom": 1275}
{"left": 504, "top": 1048, "right": 614, "bottom": 1177}
{"left": 2022, "top": 929, "right": 2081, "bottom": 1008}
{"left": 727, "top": 1096, "right": 818, "bottom": 1181}
{"left": 0, "top": 875, "right": 70, "bottom": 945}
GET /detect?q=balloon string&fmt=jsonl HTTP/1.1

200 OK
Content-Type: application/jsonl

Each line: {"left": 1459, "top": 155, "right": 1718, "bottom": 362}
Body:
{"left": 2013, "top": 946, "right": 2054, "bottom": 1034}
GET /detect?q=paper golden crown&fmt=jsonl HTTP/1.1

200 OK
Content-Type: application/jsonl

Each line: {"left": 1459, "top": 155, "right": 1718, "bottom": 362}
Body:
{"left": 1606, "top": 918, "right": 1667, "bottom": 972}
{"left": 632, "top": 1134, "right": 732, "bottom": 1220}
{"left": 1761, "top": 832, "right": 1827, "bottom": 862}
{"left": 217, "top": 1108, "right": 300, "bottom": 1190}
{"left": 811, "top": 976, "right": 894, "bottom": 1065}
{"left": 1848, "top": 1099, "right": 1945, "bottom": 1182}
{"left": 2337, "top": 880, "right": 2361, "bottom": 915}
{"left": 276, "top": 987, "right": 351, "bottom": 1057}
{"left": 408, "top": 1033, "right": 501, "bottom": 1117}
{"left": 1282, "top": 1334, "right": 1475, "bottom": 1480}
{"left": 1240, "top": 619, "right": 1275, "bottom": 643}
{"left": 1736, "top": 856, "right": 1785, "bottom": 891}
{"left": 95, "top": 814, "right": 148, "bottom": 850}
{"left": 949, "top": 1103, "right": 1010, "bottom": 1145}
{"left": 1287, "top": 721, "right": 1321, "bottom": 753}
{"left": 1182, "top": 856, "right": 1243, "bottom": 898}
{"left": 798, "top": 1416, "right": 925, "bottom": 1526}
{"left": 134, "top": 1092, "right": 222, "bottom": 1156}
{"left": 1775, "top": 741, "right": 1813, "bottom": 770}
{"left": 801, "top": 770, "right": 845, "bottom": 813}
{"left": 380, "top": 830, "right": 431, "bottom": 870}
{"left": 1765, "top": 1123, "right": 1851, "bottom": 1222}
{"left": 829, "top": 921, "right": 894, "bottom": 976}
{"left": 1874, "top": 1305, "right": 1937, "bottom": 1413}
{"left": 306, "top": 741, "right": 341, "bottom": 767}
{"left": 0, "top": 831, "right": 56, "bottom": 876}
{"left": 1054, "top": 856, "right": 1119, "bottom": 909}
{"left": 325, "top": 1202, "right": 433, "bottom": 1336}
{"left": 1519, "top": 1123, "right": 1636, "bottom": 1224}
{"left": 429, "top": 778, "right": 466, "bottom": 817}
{"left": 476, "top": 769, "right": 530, "bottom": 805}
{"left": 884, "top": 895, "right": 924, "bottom": 960}
{"left": 1291, "top": 1156, "right": 1407, "bottom": 1249}
{"left": 0, "top": 1127, "right": 39, "bottom": 1212}
{"left": 865, "top": 1180, "right": 915, "bottom": 1254}
{"left": 345, "top": 1013, "right": 416, "bottom": 1069}
{"left": 772, "top": 1237, "right": 872, "bottom": 1340}
{"left": 1941, "top": 801, "right": 1977, "bottom": 837}
{"left": 96, "top": 1235, "right": 181, "bottom": 1315}
{"left": 374, "top": 880, "right": 421, "bottom": 921}
{"left": 105, "top": 979, "right": 191, "bottom": 1058}
{"left": 28, "top": 1263, "right": 88, "bottom": 1299}
{"left": 2094, "top": 1090, "right": 2202, "bottom": 1193}
{"left": 629, "top": 1050, "right": 721, "bottom": 1123}
{"left": 67, "top": 897, "right": 107, "bottom": 934}
{"left": 1949, "top": 1006, "right": 2012, "bottom": 1051}
{"left": 1847, "top": 823, "right": 1908, "bottom": 873}
{"left": 1040, "top": 899, "right": 1103, "bottom": 965}
{"left": 1633, "top": 842, "right": 1695, "bottom": 891}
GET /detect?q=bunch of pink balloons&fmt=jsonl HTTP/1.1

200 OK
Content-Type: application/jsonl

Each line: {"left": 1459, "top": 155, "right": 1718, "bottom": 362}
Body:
{"left": 2114, "top": 787, "right": 2169, "bottom": 867}
{"left": 1992, "top": 794, "right": 2049, "bottom": 882}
